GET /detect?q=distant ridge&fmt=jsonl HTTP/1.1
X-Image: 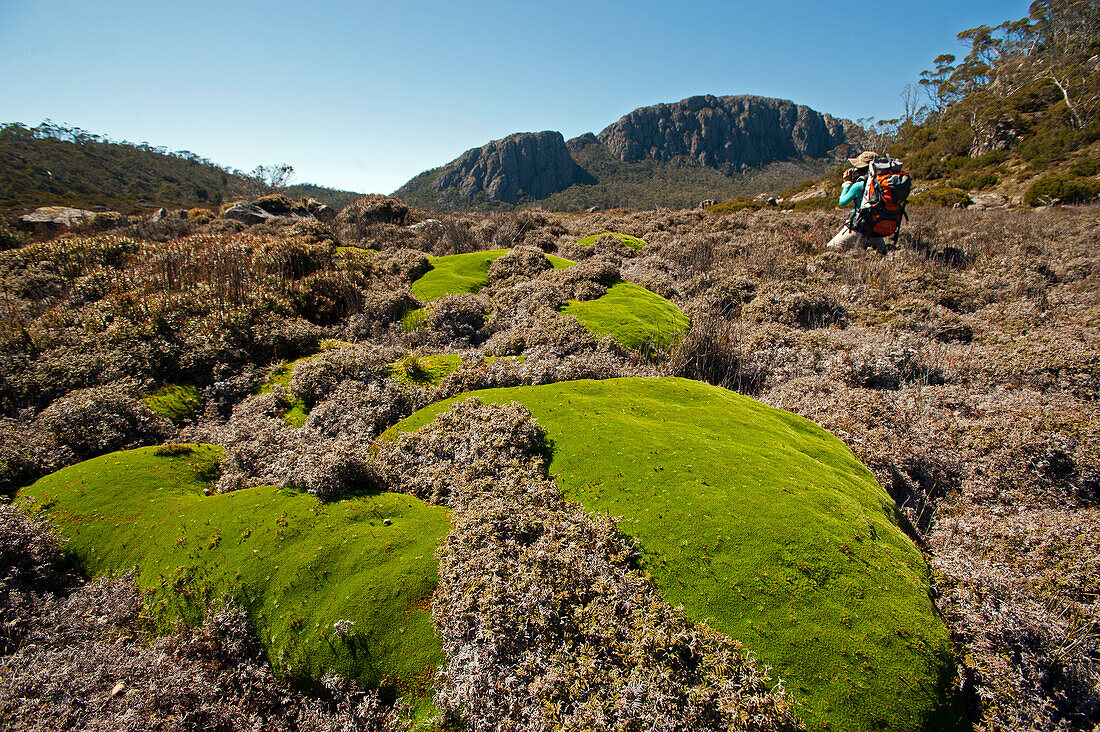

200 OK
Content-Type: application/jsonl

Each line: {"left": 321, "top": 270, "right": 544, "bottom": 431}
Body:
{"left": 395, "top": 95, "right": 852, "bottom": 211}
{"left": 0, "top": 121, "right": 361, "bottom": 215}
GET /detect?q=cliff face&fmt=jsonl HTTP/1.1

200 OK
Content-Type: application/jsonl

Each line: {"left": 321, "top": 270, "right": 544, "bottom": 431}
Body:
{"left": 395, "top": 95, "right": 850, "bottom": 210}
{"left": 430, "top": 131, "right": 581, "bottom": 205}
{"left": 596, "top": 95, "right": 848, "bottom": 175}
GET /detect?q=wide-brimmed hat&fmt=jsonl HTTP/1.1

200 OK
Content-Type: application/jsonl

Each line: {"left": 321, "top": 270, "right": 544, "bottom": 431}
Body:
{"left": 847, "top": 150, "right": 878, "bottom": 167}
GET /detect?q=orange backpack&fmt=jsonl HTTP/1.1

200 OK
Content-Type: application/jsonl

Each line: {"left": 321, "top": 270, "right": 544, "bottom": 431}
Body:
{"left": 846, "top": 158, "right": 912, "bottom": 241}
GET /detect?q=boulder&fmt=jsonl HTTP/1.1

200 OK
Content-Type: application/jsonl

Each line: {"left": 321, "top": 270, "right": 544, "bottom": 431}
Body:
{"left": 408, "top": 218, "right": 443, "bottom": 233}
{"left": 221, "top": 202, "right": 275, "bottom": 225}
{"left": 969, "top": 192, "right": 1009, "bottom": 210}
{"left": 790, "top": 186, "right": 827, "bottom": 203}
{"left": 311, "top": 204, "right": 335, "bottom": 223}
{"left": 18, "top": 206, "right": 97, "bottom": 232}
{"left": 151, "top": 207, "right": 169, "bottom": 222}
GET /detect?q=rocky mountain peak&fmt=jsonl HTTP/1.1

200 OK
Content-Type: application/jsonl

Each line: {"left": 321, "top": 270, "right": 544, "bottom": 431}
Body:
{"left": 432, "top": 131, "right": 582, "bottom": 205}
{"left": 596, "top": 94, "right": 847, "bottom": 174}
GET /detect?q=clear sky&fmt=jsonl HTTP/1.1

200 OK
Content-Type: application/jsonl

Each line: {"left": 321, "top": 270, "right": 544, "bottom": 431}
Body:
{"left": 1, "top": 0, "right": 1032, "bottom": 195}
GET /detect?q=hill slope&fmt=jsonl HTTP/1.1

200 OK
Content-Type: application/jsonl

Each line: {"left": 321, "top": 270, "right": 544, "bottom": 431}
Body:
{"left": 388, "top": 377, "right": 963, "bottom": 732}
{"left": 395, "top": 95, "right": 851, "bottom": 211}
{"left": 0, "top": 122, "right": 361, "bottom": 215}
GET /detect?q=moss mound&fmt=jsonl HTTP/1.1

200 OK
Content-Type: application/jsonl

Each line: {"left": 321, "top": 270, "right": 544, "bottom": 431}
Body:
{"left": 143, "top": 384, "right": 202, "bottom": 423}
{"left": 410, "top": 248, "right": 509, "bottom": 301}
{"left": 387, "top": 377, "right": 963, "bottom": 732}
{"left": 546, "top": 253, "right": 575, "bottom": 269}
{"left": 258, "top": 360, "right": 309, "bottom": 427}
{"left": 562, "top": 281, "right": 689, "bottom": 349}
{"left": 18, "top": 445, "right": 449, "bottom": 716}
{"left": 387, "top": 353, "right": 463, "bottom": 386}
{"left": 411, "top": 249, "right": 574, "bottom": 301}
{"left": 576, "top": 231, "right": 647, "bottom": 250}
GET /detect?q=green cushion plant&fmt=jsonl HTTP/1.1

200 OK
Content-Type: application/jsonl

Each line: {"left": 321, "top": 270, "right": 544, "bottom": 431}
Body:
{"left": 387, "top": 377, "right": 964, "bottom": 732}
{"left": 18, "top": 444, "right": 449, "bottom": 718}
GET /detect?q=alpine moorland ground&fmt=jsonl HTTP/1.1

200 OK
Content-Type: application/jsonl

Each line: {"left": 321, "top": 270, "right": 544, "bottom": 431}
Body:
{"left": 17, "top": 444, "right": 449, "bottom": 717}
{"left": 388, "top": 376, "right": 963, "bottom": 732}
{"left": 2, "top": 200, "right": 1098, "bottom": 732}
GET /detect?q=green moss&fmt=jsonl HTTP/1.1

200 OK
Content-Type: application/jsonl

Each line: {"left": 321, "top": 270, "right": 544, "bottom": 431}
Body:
{"left": 388, "top": 353, "right": 462, "bottom": 386}
{"left": 576, "top": 232, "right": 647, "bottom": 250}
{"left": 561, "top": 281, "right": 689, "bottom": 350}
{"left": 143, "top": 384, "right": 202, "bottom": 423}
{"left": 546, "top": 254, "right": 575, "bottom": 269}
{"left": 18, "top": 445, "right": 449, "bottom": 716}
{"left": 334, "top": 245, "right": 377, "bottom": 256}
{"left": 410, "top": 248, "right": 510, "bottom": 301}
{"left": 401, "top": 308, "right": 428, "bottom": 332}
{"left": 387, "top": 377, "right": 963, "bottom": 732}
{"left": 258, "top": 360, "right": 309, "bottom": 427}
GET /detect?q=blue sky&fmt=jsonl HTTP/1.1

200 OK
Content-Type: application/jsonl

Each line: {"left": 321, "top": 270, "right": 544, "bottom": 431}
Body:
{"left": 1, "top": 0, "right": 1031, "bottom": 194}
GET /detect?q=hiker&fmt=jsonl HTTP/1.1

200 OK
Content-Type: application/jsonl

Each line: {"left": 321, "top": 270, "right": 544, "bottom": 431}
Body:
{"left": 827, "top": 151, "right": 889, "bottom": 252}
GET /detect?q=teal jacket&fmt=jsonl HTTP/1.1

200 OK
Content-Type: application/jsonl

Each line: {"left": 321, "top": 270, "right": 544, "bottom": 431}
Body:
{"left": 838, "top": 179, "right": 864, "bottom": 209}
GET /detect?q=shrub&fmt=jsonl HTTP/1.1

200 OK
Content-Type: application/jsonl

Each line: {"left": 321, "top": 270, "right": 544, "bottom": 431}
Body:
{"left": 252, "top": 193, "right": 301, "bottom": 215}
{"left": 417, "top": 294, "right": 487, "bottom": 346}
{"left": 186, "top": 207, "right": 214, "bottom": 223}
{"left": 910, "top": 187, "right": 972, "bottom": 207}
{"left": 707, "top": 200, "right": 762, "bottom": 213}
{"left": 0, "top": 502, "right": 74, "bottom": 653}
{"left": 0, "top": 218, "right": 27, "bottom": 251}
{"left": 744, "top": 282, "right": 848, "bottom": 329}
{"left": 334, "top": 195, "right": 413, "bottom": 242}
{"left": 374, "top": 248, "right": 430, "bottom": 282}
{"left": 292, "top": 271, "right": 361, "bottom": 325}
{"left": 33, "top": 383, "right": 174, "bottom": 463}
{"left": 665, "top": 313, "right": 766, "bottom": 394}
{"left": 304, "top": 380, "right": 413, "bottom": 441}
{"left": 1024, "top": 174, "right": 1100, "bottom": 206}
{"left": 486, "top": 246, "right": 551, "bottom": 286}
{"left": 948, "top": 172, "right": 999, "bottom": 191}
{"left": 289, "top": 344, "right": 397, "bottom": 408}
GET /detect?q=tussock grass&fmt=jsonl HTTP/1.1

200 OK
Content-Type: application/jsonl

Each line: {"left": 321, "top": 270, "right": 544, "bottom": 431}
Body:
{"left": 17, "top": 445, "right": 449, "bottom": 717}
{"left": 388, "top": 377, "right": 963, "bottom": 732}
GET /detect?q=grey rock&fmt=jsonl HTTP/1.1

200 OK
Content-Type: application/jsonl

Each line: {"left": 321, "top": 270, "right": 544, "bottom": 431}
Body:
{"left": 408, "top": 218, "right": 443, "bottom": 232}
{"left": 597, "top": 94, "right": 847, "bottom": 174}
{"left": 311, "top": 203, "right": 335, "bottom": 223}
{"left": 151, "top": 207, "right": 169, "bottom": 222}
{"left": 221, "top": 202, "right": 276, "bottom": 225}
{"left": 969, "top": 192, "right": 1009, "bottom": 210}
{"left": 19, "top": 206, "right": 98, "bottom": 231}
{"left": 431, "top": 131, "right": 582, "bottom": 205}
{"left": 789, "top": 186, "right": 827, "bottom": 203}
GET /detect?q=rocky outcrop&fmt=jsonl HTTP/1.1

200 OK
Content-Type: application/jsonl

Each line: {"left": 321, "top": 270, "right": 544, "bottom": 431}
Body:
{"left": 395, "top": 95, "right": 851, "bottom": 210}
{"left": 221, "top": 201, "right": 312, "bottom": 225}
{"left": 18, "top": 206, "right": 99, "bottom": 232}
{"left": 596, "top": 95, "right": 847, "bottom": 174}
{"left": 430, "top": 131, "right": 582, "bottom": 205}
